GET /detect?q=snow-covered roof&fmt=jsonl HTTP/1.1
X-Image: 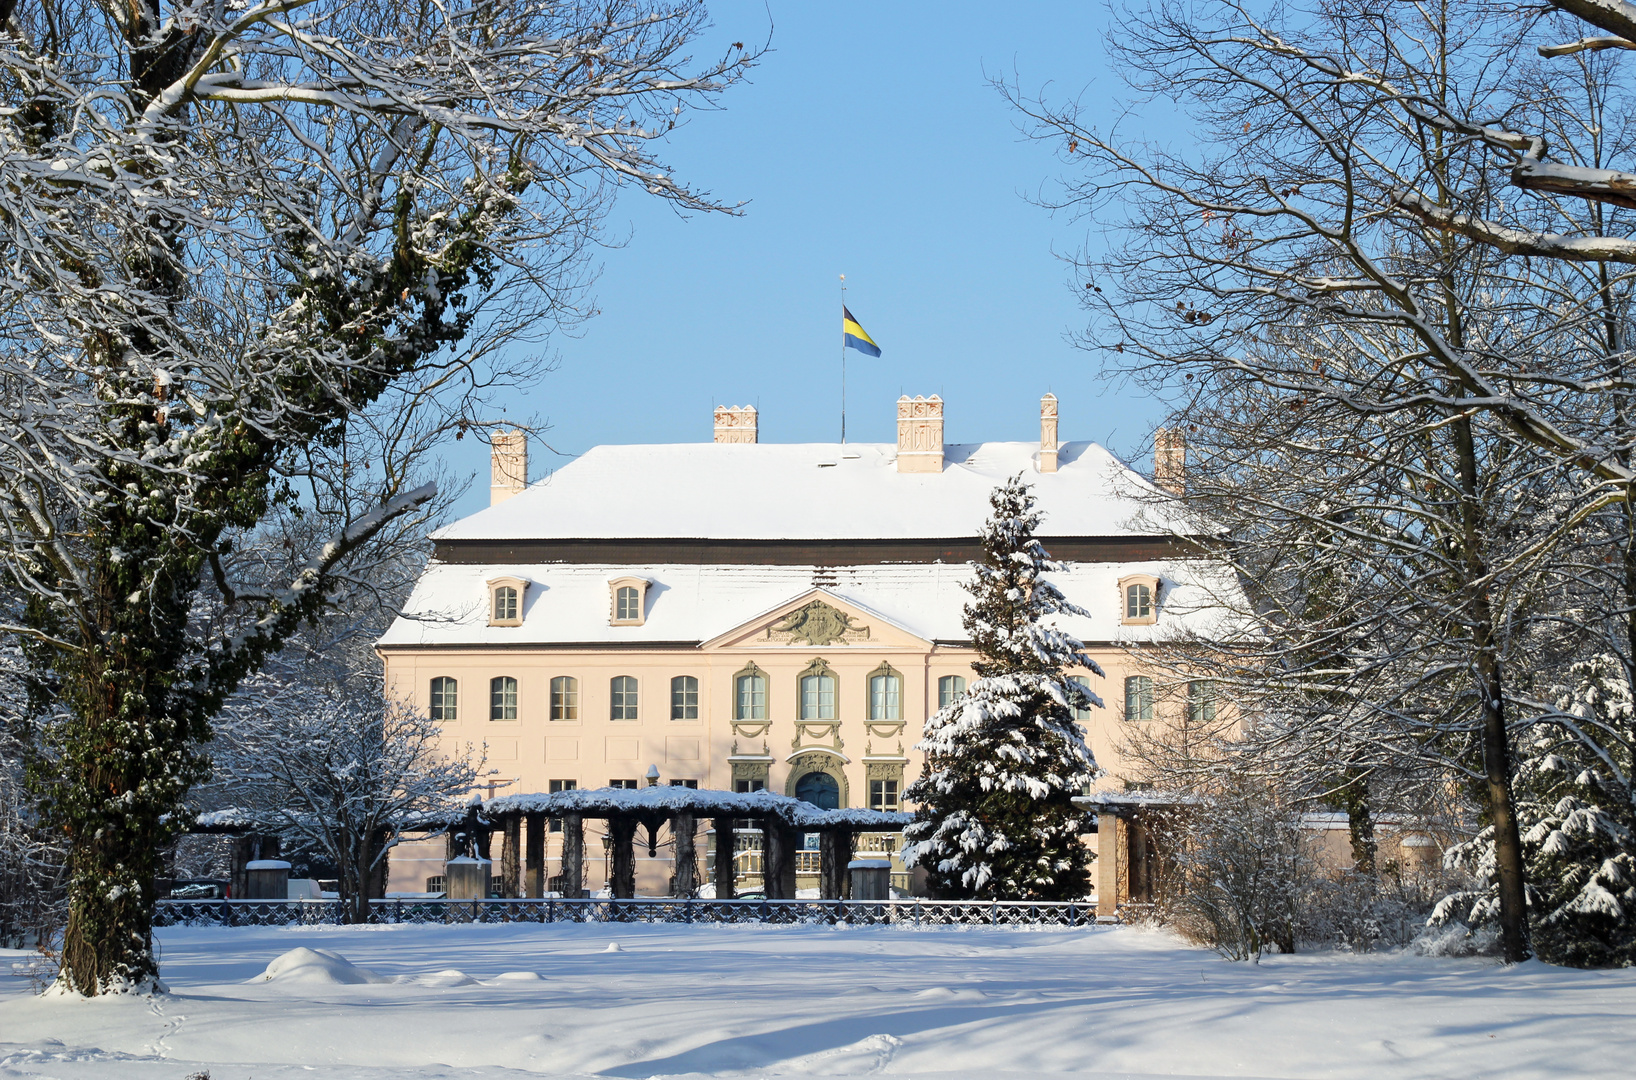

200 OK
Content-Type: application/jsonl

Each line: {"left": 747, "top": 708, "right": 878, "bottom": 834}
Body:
{"left": 377, "top": 559, "right": 1241, "bottom": 649}
{"left": 436, "top": 441, "right": 1186, "bottom": 543}
{"left": 481, "top": 785, "right": 912, "bottom": 829}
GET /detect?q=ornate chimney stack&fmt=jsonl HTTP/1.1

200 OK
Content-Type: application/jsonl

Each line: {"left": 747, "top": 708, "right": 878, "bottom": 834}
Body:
{"left": 896, "top": 395, "right": 944, "bottom": 473}
{"left": 1154, "top": 427, "right": 1186, "bottom": 495}
{"left": 713, "top": 405, "right": 758, "bottom": 444}
{"left": 490, "top": 431, "right": 527, "bottom": 506}
{"left": 1039, "top": 393, "right": 1059, "bottom": 473}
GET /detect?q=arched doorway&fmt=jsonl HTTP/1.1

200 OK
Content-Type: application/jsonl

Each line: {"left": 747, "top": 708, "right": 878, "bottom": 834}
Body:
{"left": 794, "top": 771, "right": 840, "bottom": 810}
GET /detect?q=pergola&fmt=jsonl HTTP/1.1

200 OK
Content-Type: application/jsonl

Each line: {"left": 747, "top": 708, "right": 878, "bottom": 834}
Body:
{"left": 464, "top": 787, "right": 913, "bottom": 901}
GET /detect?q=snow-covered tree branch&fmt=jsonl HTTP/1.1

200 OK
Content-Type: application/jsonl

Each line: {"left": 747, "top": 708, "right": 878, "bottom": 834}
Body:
{"left": 0, "top": 0, "right": 755, "bottom": 994}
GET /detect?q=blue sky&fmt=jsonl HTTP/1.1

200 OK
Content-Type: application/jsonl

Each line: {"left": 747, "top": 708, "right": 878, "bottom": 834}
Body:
{"left": 439, "top": 2, "right": 1162, "bottom": 517}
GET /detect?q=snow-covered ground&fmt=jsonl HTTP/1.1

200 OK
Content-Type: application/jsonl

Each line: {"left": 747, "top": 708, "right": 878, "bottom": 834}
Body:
{"left": 2, "top": 923, "right": 1632, "bottom": 1079}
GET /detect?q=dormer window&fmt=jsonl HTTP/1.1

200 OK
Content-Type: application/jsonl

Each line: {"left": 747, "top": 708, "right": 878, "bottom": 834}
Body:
{"left": 1118, "top": 574, "right": 1161, "bottom": 626}
{"left": 608, "top": 576, "right": 650, "bottom": 627}
{"left": 487, "top": 576, "right": 529, "bottom": 627}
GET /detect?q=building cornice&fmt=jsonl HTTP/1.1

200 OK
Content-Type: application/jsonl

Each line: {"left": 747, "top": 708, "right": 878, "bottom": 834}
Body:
{"left": 376, "top": 640, "right": 703, "bottom": 653}
{"left": 431, "top": 534, "right": 1216, "bottom": 567}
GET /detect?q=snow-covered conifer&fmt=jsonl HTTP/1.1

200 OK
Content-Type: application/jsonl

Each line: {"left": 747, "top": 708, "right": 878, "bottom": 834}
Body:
{"left": 902, "top": 475, "right": 1102, "bottom": 900}
{"left": 1439, "top": 657, "right": 1636, "bottom": 966}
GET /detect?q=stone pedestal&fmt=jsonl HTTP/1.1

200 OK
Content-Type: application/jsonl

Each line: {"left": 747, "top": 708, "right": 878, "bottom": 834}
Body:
{"left": 444, "top": 855, "right": 491, "bottom": 900}
{"left": 848, "top": 859, "right": 891, "bottom": 901}
{"left": 243, "top": 859, "right": 291, "bottom": 901}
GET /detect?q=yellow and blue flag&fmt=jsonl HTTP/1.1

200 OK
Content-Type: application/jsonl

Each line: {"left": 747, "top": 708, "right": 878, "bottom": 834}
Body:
{"left": 842, "top": 306, "right": 881, "bottom": 357}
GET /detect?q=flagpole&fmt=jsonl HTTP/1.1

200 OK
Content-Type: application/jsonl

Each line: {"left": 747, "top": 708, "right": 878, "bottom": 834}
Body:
{"left": 839, "top": 274, "right": 847, "bottom": 445}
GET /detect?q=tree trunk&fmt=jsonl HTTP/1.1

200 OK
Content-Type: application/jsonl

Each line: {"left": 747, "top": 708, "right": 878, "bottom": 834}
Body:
{"left": 1453, "top": 413, "right": 1530, "bottom": 963}
{"left": 1338, "top": 772, "right": 1376, "bottom": 876}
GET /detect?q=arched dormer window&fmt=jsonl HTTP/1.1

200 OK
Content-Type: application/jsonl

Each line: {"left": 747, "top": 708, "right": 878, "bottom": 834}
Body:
{"left": 1118, "top": 574, "right": 1161, "bottom": 626}
{"left": 798, "top": 659, "right": 837, "bottom": 721}
{"left": 867, "top": 662, "right": 903, "bottom": 721}
{"left": 487, "top": 576, "right": 529, "bottom": 627}
{"left": 608, "top": 576, "right": 650, "bottom": 626}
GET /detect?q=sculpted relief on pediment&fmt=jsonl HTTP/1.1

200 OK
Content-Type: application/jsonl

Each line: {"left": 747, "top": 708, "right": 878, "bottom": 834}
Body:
{"left": 763, "top": 599, "right": 870, "bottom": 646}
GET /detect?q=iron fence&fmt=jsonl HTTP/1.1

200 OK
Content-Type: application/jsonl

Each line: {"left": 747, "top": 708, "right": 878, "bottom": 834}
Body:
{"left": 153, "top": 897, "right": 1109, "bottom": 929}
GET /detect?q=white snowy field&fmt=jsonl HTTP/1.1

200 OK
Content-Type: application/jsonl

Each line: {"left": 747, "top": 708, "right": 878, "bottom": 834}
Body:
{"left": 2, "top": 923, "right": 1633, "bottom": 1080}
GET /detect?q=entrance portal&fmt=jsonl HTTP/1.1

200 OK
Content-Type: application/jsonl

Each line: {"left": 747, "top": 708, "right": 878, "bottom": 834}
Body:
{"left": 794, "top": 771, "right": 840, "bottom": 810}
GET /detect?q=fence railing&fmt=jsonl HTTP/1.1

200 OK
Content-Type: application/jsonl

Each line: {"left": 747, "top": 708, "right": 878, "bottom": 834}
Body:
{"left": 153, "top": 897, "right": 1109, "bottom": 929}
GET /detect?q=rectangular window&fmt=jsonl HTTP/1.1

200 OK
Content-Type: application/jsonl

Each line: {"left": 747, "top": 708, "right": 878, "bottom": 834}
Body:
{"left": 735, "top": 673, "right": 767, "bottom": 720}
{"left": 1188, "top": 680, "right": 1218, "bottom": 725}
{"left": 609, "top": 778, "right": 639, "bottom": 790}
{"left": 548, "top": 778, "right": 576, "bottom": 832}
{"left": 489, "top": 676, "right": 518, "bottom": 721}
{"left": 801, "top": 672, "right": 836, "bottom": 720}
{"left": 668, "top": 778, "right": 699, "bottom": 789}
{"left": 610, "top": 676, "right": 638, "bottom": 721}
{"left": 430, "top": 677, "right": 458, "bottom": 722}
{"left": 1126, "top": 583, "right": 1152, "bottom": 620}
{"left": 550, "top": 676, "right": 579, "bottom": 721}
{"left": 671, "top": 675, "right": 699, "bottom": 720}
{"left": 615, "top": 586, "right": 641, "bottom": 621}
{"left": 869, "top": 672, "right": 902, "bottom": 720}
{"left": 733, "top": 779, "right": 766, "bottom": 793}
{"left": 493, "top": 586, "right": 518, "bottom": 622}
{"left": 1069, "top": 674, "right": 1094, "bottom": 722}
{"left": 937, "top": 675, "right": 967, "bottom": 710}
{"left": 870, "top": 779, "right": 900, "bottom": 812}
{"left": 1124, "top": 675, "right": 1154, "bottom": 722}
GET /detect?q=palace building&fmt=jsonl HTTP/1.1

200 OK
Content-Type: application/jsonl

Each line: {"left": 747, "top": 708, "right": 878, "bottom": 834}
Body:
{"left": 377, "top": 394, "right": 1232, "bottom": 906}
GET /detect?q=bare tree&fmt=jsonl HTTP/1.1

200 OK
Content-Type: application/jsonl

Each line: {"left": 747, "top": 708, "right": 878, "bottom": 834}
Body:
{"left": 1006, "top": 0, "right": 1636, "bottom": 961}
{"left": 0, "top": 0, "right": 754, "bottom": 993}
{"left": 213, "top": 655, "right": 482, "bottom": 924}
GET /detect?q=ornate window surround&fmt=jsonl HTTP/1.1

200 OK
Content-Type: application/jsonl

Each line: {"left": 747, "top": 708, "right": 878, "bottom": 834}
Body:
{"left": 796, "top": 657, "right": 838, "bottom": 721}
{"left": 486, "top": 576, "right": 529, "bottom": 627}
{"left": 732, "top": 661, "right": 768, "bottom": 721}
{"left": 1118, "top": 573, "right": 1161, "bottom": 626}
{"left": 608, "top": 576, "right": 650, "bottom": 627}
{"left": 866, "top": 661, "right": 904, "bottom": 721}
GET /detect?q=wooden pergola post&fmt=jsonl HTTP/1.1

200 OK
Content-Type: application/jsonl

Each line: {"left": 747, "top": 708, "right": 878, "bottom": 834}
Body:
{"left": 609, "top": 815, "right": 637, "bottom": 899}
{"left": 561, "top": 812, "right": 584, "bottom": 898}
{"left": 819, "top": 828, "right": 853, "bottom": 900}
{"left": 500, "top": 814, "right": 521, "bottom": 898}
{"left": 761, "top": 819, "right": 797, "bottom": 900}
{"left": 712, "top": 817, "right": 736, "bottom": 900}
{"left": 672, "top": 812, "right": 697, "bottom": 897}
{"left": 524, "top": 812, "right": 545, "bottom": 898}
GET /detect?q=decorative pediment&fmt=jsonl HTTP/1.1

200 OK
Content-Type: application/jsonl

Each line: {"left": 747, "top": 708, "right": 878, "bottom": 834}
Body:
{"left": 701, "top": 588, "right": 930, "bottom": 651}
{"left": 765, "top": 599, "right": 870, "bottom": 646}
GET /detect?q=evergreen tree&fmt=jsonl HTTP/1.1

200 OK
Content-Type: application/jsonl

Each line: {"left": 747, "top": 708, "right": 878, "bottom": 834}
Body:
{"left": 903, "top": 475, "right": 1102, "bottom": 900}
{"left": 1439, "top": 656, "right": 1636, "bottom": 966}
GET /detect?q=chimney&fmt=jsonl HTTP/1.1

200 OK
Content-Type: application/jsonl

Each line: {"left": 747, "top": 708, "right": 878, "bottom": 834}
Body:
{"left": 490, "top": 431, "right": 527, "bottom": 506}
{"left": 896, "top": 395, "right": 944, "bottom": 473}
{"left": 1154, "top": 427, "right": 1186, "bottom": 495}
{"left": 713, "top": 404, "right": 758, "bottom": 444}
{"left": 1039, "top": 393, "right": 1059, "bottom": 473}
